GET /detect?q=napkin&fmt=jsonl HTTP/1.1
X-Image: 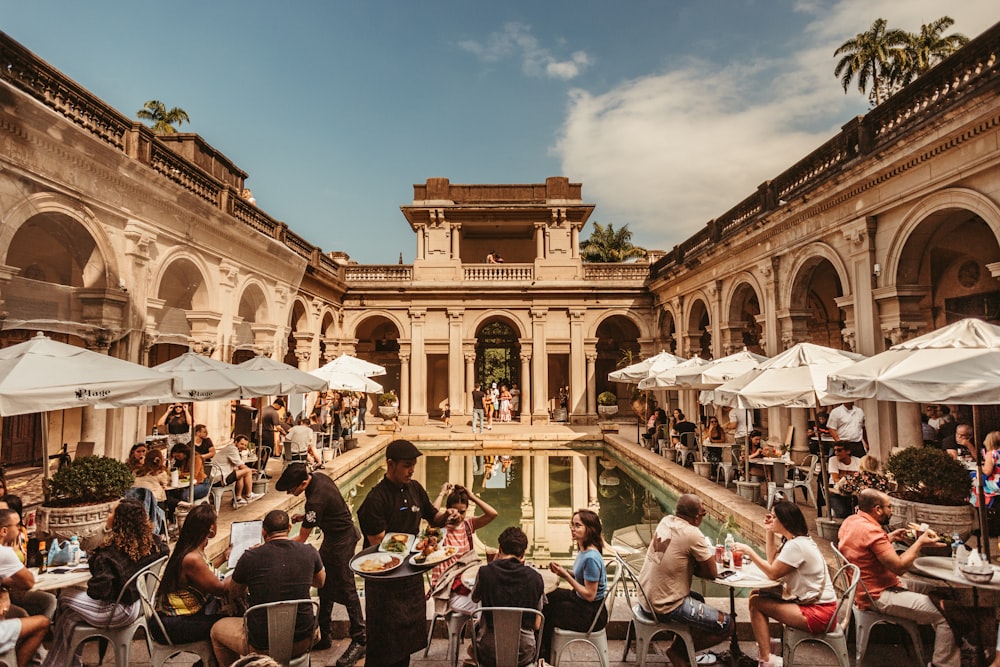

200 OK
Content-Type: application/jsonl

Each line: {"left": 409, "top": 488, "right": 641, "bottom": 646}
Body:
{"left": 967, "top": 548, "right": 983, "bottom": 567}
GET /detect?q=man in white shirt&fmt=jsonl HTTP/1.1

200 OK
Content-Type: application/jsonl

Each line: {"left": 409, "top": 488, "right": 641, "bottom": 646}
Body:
{"left": 828, "top": 444, "right": 862, "bottom": 517}
{"left": 286, "top": 418, "right": 321, "bottom": 465}
{"left": 215, "top": 436, "right": 261, "bottom": 508}
{"left": 0, "top": 509, "right": 50, "bottom": 666}
{"left": 827, "top": 402, "right": 868, "bottom": 458}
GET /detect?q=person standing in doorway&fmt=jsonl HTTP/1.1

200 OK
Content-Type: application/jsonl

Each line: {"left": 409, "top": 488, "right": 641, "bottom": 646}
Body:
{"left": 471, "top": 384, "right": 485, "bottom": 435}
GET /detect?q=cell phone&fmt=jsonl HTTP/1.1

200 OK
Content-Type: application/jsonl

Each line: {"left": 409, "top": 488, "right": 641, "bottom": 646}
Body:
{"left": 718, "top": 570, "right": 737, "bottom": 579}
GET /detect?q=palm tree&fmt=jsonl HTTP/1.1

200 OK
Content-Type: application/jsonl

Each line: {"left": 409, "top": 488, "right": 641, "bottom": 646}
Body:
{"left": 833, "top": 18, "right": 910, "bottom": 107}
{"left": 136, "top": 100, "right": 191, "bottom": 134}
{"left": 902, "top": 17, "right": 969, "bottom": 82}
{"left": 580, "top": 222, "right": 647, "bottom": 263}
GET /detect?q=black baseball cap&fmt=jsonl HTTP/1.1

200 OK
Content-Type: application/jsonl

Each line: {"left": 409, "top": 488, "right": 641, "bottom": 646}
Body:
{"left": 386, "top": 439, "right": 422, "bottom": 461}
{"left": 275, "top": 463, "right": 309, "bottom": 491}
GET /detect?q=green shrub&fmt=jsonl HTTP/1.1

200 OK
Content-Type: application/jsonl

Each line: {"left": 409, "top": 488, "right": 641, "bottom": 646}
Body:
{"left": 379, "top": 392, "right": 396, "bottom": 406}
{"left": 597, "top": 391, "right": 618, "bottom": 406}
{"left": 886, "top": 446, "right": 971, "bottom": 506}
{"left": 44, "top": 456, "right": 134, "bottom": 507}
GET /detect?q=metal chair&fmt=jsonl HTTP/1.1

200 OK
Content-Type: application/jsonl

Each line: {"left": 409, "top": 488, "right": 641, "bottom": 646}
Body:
{"left": 550, "top": 557, "right": 620, "bottom": 667}
{"left": 790, "top": 454, "right": 819, "bottom": 509}
{"left": 0, "top": 648, "right": 16, "bottom": 667}
{"left": 207, "top": 463, "right": 236, "bottom": 511}
{"left": 616, "top": 552, "right": 697, "bottom": 667}
{"left": 675, "top": 431, "right": 698, "bottom": 467}
{"left": 831, "top": 545, "right": 925, "bottom": 665}
{"left": 424, "top": 609, "right": 472, "bottom": 667}
{"left": 243, "top": 598, "right": 319, "bottom": 667}
{"left": 782, "top": 563, "right": 859, "bottom": 667}
{"left": 135, "top": 570, "right": 218, "bottom": 667}
{"left": 470, "top": 606, "right": 544, "bottom": 667}
{"left": 64, "top": 555, "right": 168, "bottom": 667}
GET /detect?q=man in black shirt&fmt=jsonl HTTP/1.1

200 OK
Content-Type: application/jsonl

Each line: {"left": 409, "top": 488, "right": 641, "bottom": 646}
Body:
{"left": 277, "top": 463, "right": 366, "bottom": 666}
{"left": 210, "top": 510, "right": 324, "bottom": 666}
{"left": 357, "top": 440, "right": 457, "bottom": 667}
{"left": 471, "top": 383, "right": 486, "bottom": 434}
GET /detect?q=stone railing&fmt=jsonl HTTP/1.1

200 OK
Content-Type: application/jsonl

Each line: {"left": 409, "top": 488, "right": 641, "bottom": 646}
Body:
{"left": 464, "top": 264, "right": 533, "bottom": 281}
{"left": 652, "top": 20, "right": 1000, "bottom": 277}
{"left": 149, "top": 142, "right": 223, "bottom": 206}
{"left": 344, "top": 265, "right": 414, "bottom": 282}
{"left": 583, "top": 264, "right": 650, "bottom": 281}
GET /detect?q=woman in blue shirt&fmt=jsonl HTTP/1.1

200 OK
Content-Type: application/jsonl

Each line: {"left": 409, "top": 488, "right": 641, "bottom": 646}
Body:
{"left": 540, "top": 508, "right": 608, "bottom": 661}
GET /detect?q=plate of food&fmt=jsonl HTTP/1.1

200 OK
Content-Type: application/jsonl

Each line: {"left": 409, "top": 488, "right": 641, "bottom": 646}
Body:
{"left": 903, "top": 523, "right": 950, "bottom": 544}
{"left": 350, "top": 552, "right": 404, "bottom": 575}
{"left": 379, "top": 533, "right": 415, "bottom": 554}
{"left": 413, "top": 526, "right": 446, "bottom": 553}
{"left": 410, "top": 545, "right": 459, "bottom": 567}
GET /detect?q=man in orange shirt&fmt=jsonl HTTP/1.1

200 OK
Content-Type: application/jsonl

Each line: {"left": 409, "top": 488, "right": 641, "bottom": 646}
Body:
{"left": 838, "top": 488, "right": 959, "bottom": 667}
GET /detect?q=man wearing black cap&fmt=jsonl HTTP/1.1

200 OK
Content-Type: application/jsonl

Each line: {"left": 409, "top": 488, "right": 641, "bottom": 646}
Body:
{"left": 357, "top": 439, "right": 458, "bottom": 667}
{"left": 276, "top": 463, "right": 365, "bottom": 666}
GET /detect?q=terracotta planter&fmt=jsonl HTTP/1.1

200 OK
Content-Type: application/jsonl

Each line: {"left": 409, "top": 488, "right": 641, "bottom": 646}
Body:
{"left": 889, "top": 497, "right": 976, "bottom": 540}
{"left": 36, "top": 499, "right": 119, "bottom": 553}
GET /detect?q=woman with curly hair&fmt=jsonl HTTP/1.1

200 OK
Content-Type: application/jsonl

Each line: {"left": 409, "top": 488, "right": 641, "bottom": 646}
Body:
{"left": 43, "top": 498, "right": 168, "bottom": 666}
{"left": 154, "top": 504, "right": 229, "bottom": 643}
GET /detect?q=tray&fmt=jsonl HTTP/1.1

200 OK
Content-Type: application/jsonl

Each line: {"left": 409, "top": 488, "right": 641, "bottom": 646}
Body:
{"left": 410, "top": 545, "right": 459, "bottom": 567}
{"left": 378, "top": 532, "right": 415, "bottom": 555}
{"left": 351, "top": 552, "right": 405, "bottom": 575}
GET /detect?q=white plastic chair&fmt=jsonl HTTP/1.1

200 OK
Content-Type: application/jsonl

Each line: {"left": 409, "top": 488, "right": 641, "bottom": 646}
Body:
{"left": 616, "top": 553, "right": 697, "bottom": 667}
{"left": 550, "top": 558, "right": 620, "bottom": 667}
{"left": 207, "top": 463, "right": 236, "bottom": 511}
{"left": 243, "top": 598, "right": 319, "bottom": 667}
{"left": 135, "top": 569, "right": 218, "bottom": 667}
{"left": 470, "top": 606, "right": 544, "bottom": 667}
{"left": 0, "top": 648, "right": 16, "bottom": 667}
{"left": 831, "top": 545, "right": 925, "bottom": 665}
{"left": 64, "top": 555, "right": 168, "bottom": 667}
{"left": 782, "top": 563, "right": 859, "bottom": 667}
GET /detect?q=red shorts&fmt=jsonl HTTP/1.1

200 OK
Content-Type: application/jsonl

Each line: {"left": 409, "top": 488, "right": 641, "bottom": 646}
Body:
{"left": 800, "top": 601, "right": 837, "bottom": 633}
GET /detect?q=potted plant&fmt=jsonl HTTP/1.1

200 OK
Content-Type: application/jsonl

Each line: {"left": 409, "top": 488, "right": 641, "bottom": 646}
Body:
{"left": 37, "top": 455, "right": 134, "bottom": 551}
{"left": 378, "top": 392, "right": 398, "bottom": 419}
{"left": 885, "top": 446, "right": 976, "bottom": 539}
{"left": 597, "top": 391, "right": 618, "bottom": 417}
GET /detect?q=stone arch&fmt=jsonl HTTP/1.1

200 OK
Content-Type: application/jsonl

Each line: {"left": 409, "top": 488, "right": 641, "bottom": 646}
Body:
{"left": 684, "top": 293, "right": 712, "bottom": 358}
{"left": 231, "top": 280, "right": 271, "bottom": 362}
{"left": 283, "top": 299, "right": 312, "bottom": 367}
{"left": 153, "top": 251, "right": 214, "bottom": 312}
{"left": 317, "top": 310, "right": 338, "bottom": 362}
{"left": 587, "top": 308, "right": 650, "bottom": 340}
{"left": 724, "top": 275, "right": 764, "bottom": 354}
{"left": 782, "top": 243, "right": 851, "bottom": 310}
{"left": 467, "top": 310, "right": 527, "bottom": 340}
{"left": 594, "top": 314, "right": 642, "bottom": 397}
{"left": 0, "top": 192, "right": 120, "bottom": 285}
{"left": 658, "top": 306, "right": 678, "bottom": 355}
{"left": 473, "top": 316, "right": 523, "bottom": 390}
{"left": 353, "top": 314, "right": 404, "bottom": 395}
{"left": 784, "top": 244, "right": 849, "bottom": 348}
{"left": 348, "top": 310, "right": 407, "bottom": 341}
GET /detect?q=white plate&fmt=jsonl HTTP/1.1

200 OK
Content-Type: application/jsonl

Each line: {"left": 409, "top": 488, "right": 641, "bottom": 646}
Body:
{"left": 410, "top": 545, "right": 459, "bottom": 567}
{"left": 350, "top": 552, "right": 404, "bottom": 575}
{"left": 413, "top": 528, "right": 448, "bottom": 553}
{"left": 378, "top": 533, "right": 415, "bottom": 555}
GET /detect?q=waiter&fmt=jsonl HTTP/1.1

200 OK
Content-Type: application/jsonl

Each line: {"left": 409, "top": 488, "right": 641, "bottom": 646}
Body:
{"left": 357, "top": 440, "right": 457, "bottom": 667}
{"left": 276, "top": 463, "right": 366, "bottom": 667}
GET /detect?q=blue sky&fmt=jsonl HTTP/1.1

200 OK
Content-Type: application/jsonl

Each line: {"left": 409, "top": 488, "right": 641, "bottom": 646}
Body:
{"left": 3, "top": 1, "right": 996, "bottom": 264}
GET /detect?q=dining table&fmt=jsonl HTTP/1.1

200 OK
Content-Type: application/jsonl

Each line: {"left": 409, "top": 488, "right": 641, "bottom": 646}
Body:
{"left": 460, "top": 561, "right": 561, "bottom": 594}
{"left": 910, "top": 555, "right": 1000, "bottom": 667}
{"left": 703, "top": 561, "right": 780, "bottom": 667}
{"left": 29, "top": 564, "right": 91, "bottom": 592}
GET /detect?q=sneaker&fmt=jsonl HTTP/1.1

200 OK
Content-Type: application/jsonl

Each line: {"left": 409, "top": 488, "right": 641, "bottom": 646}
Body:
{"left": 335, "top": 640, "right": 366, "bottom": 667}
{"left": 245, "top": 492, "right": 264, "bottom": 502}
{"left": 758, "top": 656, "right": 782, "bottom": 667}
{"left": 233, "top": 497, "right": 248, "bottom": 508}
{"left": 312, "top": 635, "right": 332, "bottom": 651}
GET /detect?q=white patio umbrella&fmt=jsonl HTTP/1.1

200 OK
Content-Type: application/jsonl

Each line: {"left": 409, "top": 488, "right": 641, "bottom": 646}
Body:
{"left": 313, "top": 353, "right": 386, "bottom": 379}
{"left": 0, "top": 332, "right": 174, "bottom": 415}
{"left": 317, "top": 370, "right": 383, "bottom": 394}
{"left": 715, "top": 342, "right": 864, "bottom": 514}
{"left": 827, "top": 317, "right": 1000, "bottom": 553}
{"left": 608, "top": 350, "right": 685, "bottom": 383}
{"left": 637, "top": 355, "right": 710, "bottom": 390}
{"left": 236, "top": 356, "right": 328, "bottom": 395}
{"left": 674, "top": 348, "right": 770, "bottom": 390}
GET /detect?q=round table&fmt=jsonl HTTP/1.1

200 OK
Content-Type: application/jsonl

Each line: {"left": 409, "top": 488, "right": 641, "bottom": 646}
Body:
{"left": 29, "top": 565, "right": 91, "bottom": 592}
{"left": 705, "top": 562, "right": 780, "bottom": 667}
{"left": 911, "top": 556, "right": 1000, "bottom": 667}
{"left": 461, "top": 562, "right": 560, "bottom": 594}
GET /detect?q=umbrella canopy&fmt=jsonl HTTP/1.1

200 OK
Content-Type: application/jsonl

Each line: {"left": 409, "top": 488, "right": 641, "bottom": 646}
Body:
{"left": 317, "top": 370, "right": 383, "bottom": 394}
{"left": 154, "top": 352, "right": 282, "bottom": 401}
{"left": 716, "top": 342, "right": 864, "bottom": 409}
{"left": 313, "top": 353, "right": 386, "bottom": 379}
{"left": 608, "top": 350, "right": 685, "bottom": 384}
{"left": 637, "top": 355, "right": 711, "bottom": 390}
{"left": 0, "top": 333, "right": 175, "bottom": 416}
{"left": 236, "top": 356, "right": 328, "bottom": 395}
{"left": 674, "top": 348, "right": 770, "bottom": 390}
{"left": 827, "top": 318, "right": 1000, "bottom": 404}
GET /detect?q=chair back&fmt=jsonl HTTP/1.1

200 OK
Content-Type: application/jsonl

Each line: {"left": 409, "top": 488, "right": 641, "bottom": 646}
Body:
{"left": 136, "top": 570, "right": 174, "bottom": 646}
{"left": 798, "top": 454, "right": 818, "bottom": 481}
{"left": 827, "top": 563, "right": 860, "bottom": 634}
{"left": 581, "top": 557, "right": 620, "bottom": 635}
{"left": 101, "top": 555, "right": 168, "bottom": 631}
{"left": 615, "top": 552, "right": 656, "bottom": 621}
{"left": 471, "top": 606, "right": 544, "bottom": 667}
{"left": 680, "top": 432, "right": 697, "bottom": 450}
{"left": 243, "top": 598, "right": 318, "bottom": 666}
{"left": 832, "top": 543, "right": 881, "bottom": 610}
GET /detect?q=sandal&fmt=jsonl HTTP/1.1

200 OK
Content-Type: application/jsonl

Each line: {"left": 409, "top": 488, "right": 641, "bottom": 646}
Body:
{"left": 696, "top": 653, "right": 719, "bottom": 665}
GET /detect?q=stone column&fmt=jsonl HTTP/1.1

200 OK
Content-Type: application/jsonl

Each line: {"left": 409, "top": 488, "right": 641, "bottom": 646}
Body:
{"left": 569, "top": 309, "right": 586, "bottom": 421}
{"left": 399, "top": 348, "right": 411, "bottom": 418}
{"left": 520, "top": 455, "right": 533, "bottom": 516}
{"left": 586, "top": 351, "right": 598, "bottom": 420}
{"left": 530, "top": 309, "right": 549, "bottom": 423}
{"left": 570, "top": 223, "right": 580, "bottom": 259}
{"left": 587, "top": 456, "right": 600, "bottom": 510}
{"left": 408, "top": 309, "right": 427, "bottom": 423}
{"left": 448, "top": 309, "right": 464, "bottom": 416}
{"left": 531, "top": 455, "right": 549, "bottom": 558}
{"left": 571, "top": 455, "right": 588, "bottom": 512}
{"left": 534, "top": 223, "right": 546, "bottom": 260}
{"left": 464, "top": 351, "right": 476, "bottom": 415}
{"left": 415, "top": 223, "right": 426, "bottom": 261}
{"left": 292, "top": 332, "right": 314, "bottom": 370}
{"left": 450, "top": 223, "right": 461, "bottom": 261}
{"left": 519, "top": 348, "right": 532, "bottom": 424}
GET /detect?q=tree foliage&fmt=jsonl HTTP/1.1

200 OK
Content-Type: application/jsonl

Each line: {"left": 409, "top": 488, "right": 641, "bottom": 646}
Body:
{"left": 834, "top": 16, "right": 968, "bottom": 107}
{"left": 45, "top": 456, "right": 134, "bottom": 507}
{"left": 580, "top": 222, "right": 647, "bottom": 263}
{"left": 136, "top": 100, "right": 191, "bottom": 134}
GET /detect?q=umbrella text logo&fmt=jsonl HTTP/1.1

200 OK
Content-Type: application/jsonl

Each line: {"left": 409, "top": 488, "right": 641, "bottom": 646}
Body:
{"left": 75, "top": 388, "right": 112, "bottom": 400}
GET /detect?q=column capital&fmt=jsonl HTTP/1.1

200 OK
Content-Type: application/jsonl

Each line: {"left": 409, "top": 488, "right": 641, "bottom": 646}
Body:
{"left": 399, "top": 353, "right": 411, "bottom": 364}
{"left": 530, "top": 307, "right": 548, "bottom": 320}
{"left": 124, "top": 220, "right": 158, "bottom": 266}
{"left": 218, "top": 260, "right": 240, "bottom": 288}
{"left": 585, "top": 352, "right": 597, "bottom": 363}
{"left": 520, "top": 354, "right": 532, "bottom": 364}
{"left": 568, "top": 308, "right": 586, "bottom": 320}
{"left": 409, "top": 308, "right": 427, "bottom": 322}
{"left": 447, "top": 308, "right": 464, "bottom": 320}
{"left": 464, "top": 353, "right": 476, "bottom": 363}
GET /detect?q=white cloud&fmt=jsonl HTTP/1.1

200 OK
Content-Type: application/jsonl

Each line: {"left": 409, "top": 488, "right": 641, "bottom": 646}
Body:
{"left": 554, "top": 0, "right": 997, "bottom": 251}
{"left": 459, "top": 22, "right": 592, "bottom": 80}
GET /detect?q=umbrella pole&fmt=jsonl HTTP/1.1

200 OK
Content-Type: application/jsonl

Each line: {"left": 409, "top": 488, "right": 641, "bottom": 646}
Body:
{"left": 42, "top": 413, "right": 50, "bottom": 483}
{"left": 188, "top": 422, "right": 195, "bottom": 504}
{"left": 814, "top": 407, "right": 833, "bottom": 520}
{"left": 973, "top": 406, "right": 991, "bottom": 561}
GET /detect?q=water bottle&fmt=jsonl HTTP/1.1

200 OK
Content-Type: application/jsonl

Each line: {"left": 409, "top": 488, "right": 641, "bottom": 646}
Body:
{"left": 68, "top": 536, "right": 80, "bottom": 566}
{"left": 723, "top": 533, "right": 734, "bottom": 569}
{"left": 951, "top": 533, "right": 962, "bottom": 572}
{"left": 37, "top": 541, "right": 47, "bottom": 574}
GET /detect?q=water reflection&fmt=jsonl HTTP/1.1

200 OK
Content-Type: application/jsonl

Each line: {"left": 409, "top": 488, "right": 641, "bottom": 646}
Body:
{"left": 341, "top": 448, "right": 728, "bottom": 562}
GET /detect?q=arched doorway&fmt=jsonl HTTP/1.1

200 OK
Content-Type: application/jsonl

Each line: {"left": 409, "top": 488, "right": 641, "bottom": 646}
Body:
{"left": 788, "top": 258, "right": 844, "bottom": 348}
{"left": 687, "top": 299, "right": 712, "bottom": 359}
{"left": 595, "top": 316, "right": 641, "bottom": 401}
{"left": 475, "top": 320, "right": 521, "bottom": 389}
{"left": 728, "top": 282, "right": 763, "bottom": 354}
{"left": 354, "top": 316, "right": 402, "bottom": 395}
